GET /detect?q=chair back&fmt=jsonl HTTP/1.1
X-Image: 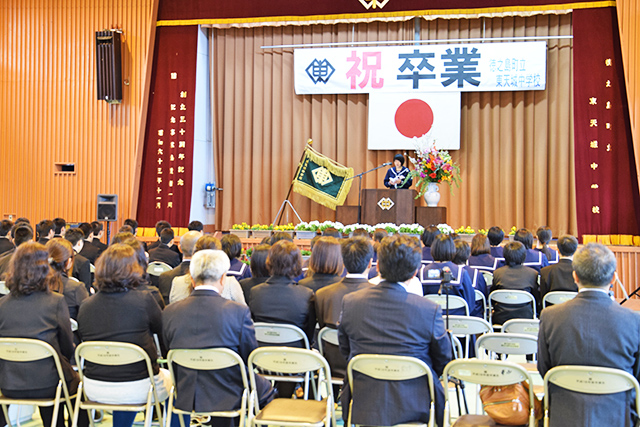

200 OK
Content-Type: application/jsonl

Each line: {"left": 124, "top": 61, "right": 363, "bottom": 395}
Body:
{"left": 474, "top": 289, "right": 488, "bottom": 320}
{"left": 424, "top": 294, "right": 470, "bottom": 316}
{"left": 501, "top": 319, "right": 540, "bottom": 336}
{"left": 254, "top": 322, "right": 310, "bottom": 349}
{"left": 543, "top": 365, "right": 640, "bottom": 427}
{"left": 488, "top": 289, "right": 537, "bottom": 324}
{"left": 347, "top": 354, "right": 435, "bottom": 427}
{"left": 147, "top": 261, "right": 173, "bottom": 277}
{"left": 317, "top": 327, "right": 338, "bottom": 351}
{"left": 542, "top": 291, "right": 577, "bottom": 309}
{"left": 476, "top": 332, "right": 538, "bottom": 360}
{"left": 89, "top": 264, "right": 96, "bottom": 274}
{"left": 481, "top": 271, "right": 493, "bottom": 288}
{"left": 446, "top": 315, "right": 492, "bottom": 358}
{"left": 450, "top": 335, "right": 464, "bottom": 360}
{"left": 0, "top": 281, "right": 8, "bottom": 295}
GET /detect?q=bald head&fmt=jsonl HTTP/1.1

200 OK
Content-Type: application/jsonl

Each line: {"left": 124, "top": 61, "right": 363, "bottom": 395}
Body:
{"left": 180, "top": 230, "right": 202, "bottom": 258}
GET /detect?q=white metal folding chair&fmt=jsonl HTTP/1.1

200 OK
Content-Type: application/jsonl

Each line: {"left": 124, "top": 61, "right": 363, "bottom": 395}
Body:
{"left": 72, "top": 341, "right": 163, "bottom": 427}
{"left": 347, "top": 354, "right": 435, "bottom": 427}
{"left": 146, "top": 261, "right": 172, "bottom": 277}
{"left": 450, "top": 335, "right": 464, "bottom": 360}
{"left": 0, "top": 338, "right": 75, "bottom": 427}
{"left": 481, "top": 271, "right": 493, "bottom": 288}
{"left": 166, "top": 348, "right": 249, "bottom": 427}
{"left": 0, "top": 281, "right": 8, "bottom": 295}
{"left": 317, "top": 327, "right": 346, "bottom": 387}
{"left": 543, "top": 365, "right": 640, "bottom": 427}
{"left": 445, "top": 315, "right": 492, "bottom": 358}
{"left": 443, "top": 359, "right": 537, "bottom": 427}
{"left": 488, "top": 289, "right": 537, "bottom": 327}
{"left": 424, "top": 295, "right": 470, "bottom": 316}
{"left": 475, "top": 332, "right": 538, "bottom": 361}
{"left": 501, "top": 318, "right": 540, "bottom": 336}
{"left": 248, "top": 347, "right": 335, "bottom": 427}
{"left": 542, "top": 291, "right": 577, "bottom": 309}
{"left": 474, "top": 290, "right": 488, "bottom": 321}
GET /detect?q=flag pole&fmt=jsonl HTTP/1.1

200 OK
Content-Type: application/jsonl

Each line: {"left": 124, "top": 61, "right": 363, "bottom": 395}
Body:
{"left": 272, "top": 139, "right": 312, "bottom": 227}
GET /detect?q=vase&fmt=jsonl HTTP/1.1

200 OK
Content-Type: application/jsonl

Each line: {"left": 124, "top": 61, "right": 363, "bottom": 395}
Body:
{"left": 424, "top": 182, "right": 441, "bottom": 207}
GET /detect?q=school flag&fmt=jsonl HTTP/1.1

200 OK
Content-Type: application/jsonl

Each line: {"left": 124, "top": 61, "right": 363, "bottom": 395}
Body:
{"left": 292, "top": 147, "right": 354, "bottom": 210}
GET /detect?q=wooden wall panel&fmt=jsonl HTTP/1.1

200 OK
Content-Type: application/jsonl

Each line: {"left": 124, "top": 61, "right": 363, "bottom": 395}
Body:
{"left": 0, "top": 0, "right": 154, "bottom": 228}
{"left": 616, "top": 0, "right": 640, "bottom": 189}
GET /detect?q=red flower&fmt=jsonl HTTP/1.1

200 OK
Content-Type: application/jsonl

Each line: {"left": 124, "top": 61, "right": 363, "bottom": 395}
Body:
{"left": 429, "top": 172, "right": 437, "bottom": 179}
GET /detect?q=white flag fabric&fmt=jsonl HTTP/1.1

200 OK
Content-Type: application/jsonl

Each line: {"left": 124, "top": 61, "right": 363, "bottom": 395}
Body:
{"left": 368, "top": 92, "right": 461, "bottom": 150}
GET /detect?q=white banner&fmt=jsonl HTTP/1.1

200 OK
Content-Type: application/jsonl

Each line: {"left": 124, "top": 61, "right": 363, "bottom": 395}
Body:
{"left": 295, "top": 42, "right": 547, "bottom": 94}
{"left": 368, "top": 92, "right": 460, "bottom": 150}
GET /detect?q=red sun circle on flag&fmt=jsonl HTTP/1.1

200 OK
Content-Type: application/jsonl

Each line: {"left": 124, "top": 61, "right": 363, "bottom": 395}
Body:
{"left": 394, "top": 99, "right": 434, "bottom": 138}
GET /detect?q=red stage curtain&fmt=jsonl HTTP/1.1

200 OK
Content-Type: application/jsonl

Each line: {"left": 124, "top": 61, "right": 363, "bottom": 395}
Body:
{"left": 137, "top": 26, "right": 199, "bottom": 227}
{"left": 573, "top": 7, "right": 640, "bottom": 236}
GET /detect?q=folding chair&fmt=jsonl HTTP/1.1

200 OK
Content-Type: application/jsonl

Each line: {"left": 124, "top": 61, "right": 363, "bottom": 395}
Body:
{"left": 445, "top": 316, "right": 492, "bottom": 358}
{"left": 146, "top": 261, "right": 173, "bottom": 277}
{"left": 424, "top": 295, "right": 470, "bottom": 316}
{"left": 443, "top": 359, "right": 537, "bottom": 427}
{"left": 72, "top": 341, "right": 164, "bottom": 427}
{"left": 347, "top": 354, "right": 435, "bottom": 427}
{"left": 543, "top": 365, "right": 640, "bottom": 427}
{"left": 488, "top": 290, "right": 537, "bottom": 328}
{"left": 475, "top": 332, "right": 538, "bottom": 361}
{"left": 502, "top": 319, "right": 540, "bottom": 336}
{"left": 317, "top": 327, "right": 346, "bottom": 387}
{"left": 542, "top": 291, "right": 577, "bottom": 309}
{"left": 0, "top": 281, "right": 8, "bottom": 295}
{"left": 481, "top": 271, "right": 493, "bottom": 288}
{"left": 248, "top": 347, "right": 335, "bottom": 427}
{"left": 0, "top": 338, "right": 75, "bottom": 427}
{"left": 474, "top": 290, "right": 488, "bottom": 321}
{"left": 450, "top": 335, "right": 464, "bottom": 360}
{"left": 166, "top": 348, "right": 249, "bottom": 427}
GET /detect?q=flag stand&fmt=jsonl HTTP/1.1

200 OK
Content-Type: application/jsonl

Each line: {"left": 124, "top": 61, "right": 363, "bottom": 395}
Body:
{"left": 272, "top": 141, "right": 312, "bottom": 227}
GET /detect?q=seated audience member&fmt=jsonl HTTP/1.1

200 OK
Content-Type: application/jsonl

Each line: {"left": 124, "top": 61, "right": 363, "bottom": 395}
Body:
{"left": 467, "top": 234, "right": 500, "bottom": 271}
{"left": 64, "top": 228, "right": 93, "bottom": 292}
{"left": 147, "top": 220, "right": 171, "bottom": 251}
{"left": 169, "top": 235, "right": 245, "bottom": 305}
{"left": 299, "top": 236, "right": 343, "bottom": 293}
{"left": 221, "top": 234, "right": 251, "bottom": 281}
{"left": 536, "top": 226, "right": 558, "bottom": 264}
{"left": 0, "top": 219, "right": 15, "bottom": 255}
{"left": 491, "top": 241, "right": 540, "bottom": 325}
{"left": 369, "top": 235, "right": 424, "bottom": 297}
{"left": 367, "top": 228, "right": 388, "bottom": 279}
{"left": 539, "top": 234, "right": 579, "bottom": 300}
{"left": 118, "top": 225, "right": 134, "bottom": 235}
{"left": 453, "top": 240, "right": 487, "bottom": 318}
{"left": 248, "top": 240, "right": 315, "bottom": 344}
{"left": 269, "top": 231, "right": 293, "bottom": 246}
{"left": 119, "top": 236, "right": 165, "bottom": 309}
{"left": 52, "top": 217, "right": 66, "bottom": 237}
{"left": 297, "top": 235, "right": 321, "bottom": 281}
{"left": 0, "top": 242, "right": 89, "bottom": 427}
{"left": 37, "top": 219, "right": 55, "bottom": 245}
{"left": 420, "top": 234, "right": 475, "bottom": 315}
{"left": 77, "top": 244, "right": 179, "bottom": 427}
{"left": 0, "top": 224, "right": 34, "bottom": 279}
{"left": 538, "top": 243, "right": 640, "bottom": 427}
{"left": 487, "top": 226, "right": 505, "bottom": 259}
{"left": 316, "top": 237, "right": 373, "bottom": 329}
{"left": 239, "top": 244, "right": 271, "bottom": 302}
{"left": 513, "top": 228, "right": 549, "bottom": 272}
{"left": 111, "top": 231, "right": 135, "bottom": 244}
{"left": 187, "top": 220, "right": 204, "bottom": 232}
{"left": 338, "top": 234, "right": 452, "bottom": 427}
{"left": 322, "top": 227, "right": 341, "bottom": 238}
{"left": 77, "top": 222, "right": 102, "bottom": 264}
{"left": 148, "top": 227, "right": 181, "bottom": 268}
{"left": 46, "top": 238, "right": 90, "bottom": 319}
{"left": 91, "top": 221, "right": 108, "bottom": 252}
{"left": 420, "top": 225, "right": 441, "bottom": 264}
{"left": 123, "top": 218, "right": 140, "bottom": 235}
{"left": 162, "top": 249, "right": 275, "bottom": 427}
{"left": 352, "top": 228, "right": 370, "bottom": 238}
{"left": 158, "top": 230, "right": 201, "bottom": 305}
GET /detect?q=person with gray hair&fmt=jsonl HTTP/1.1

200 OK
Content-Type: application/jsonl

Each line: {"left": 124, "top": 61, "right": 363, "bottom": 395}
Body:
{"left": 158, "top": 230, "right": 202, "bottom": 305}
{"left": 163, "top": 249, "right": 275, "bottom": 425}
{"left": 538, "top": 243, "right": 640, "bottom": 426}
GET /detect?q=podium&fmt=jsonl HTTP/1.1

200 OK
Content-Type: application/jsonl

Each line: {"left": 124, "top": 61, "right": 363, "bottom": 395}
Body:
{"left": 361, "top": 189, "right": 417, "bottom": 225}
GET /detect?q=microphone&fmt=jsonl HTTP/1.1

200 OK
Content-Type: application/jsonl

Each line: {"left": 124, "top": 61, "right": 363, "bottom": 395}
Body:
{"left": 382, "top": 162, "right": 392, "bottom": 166}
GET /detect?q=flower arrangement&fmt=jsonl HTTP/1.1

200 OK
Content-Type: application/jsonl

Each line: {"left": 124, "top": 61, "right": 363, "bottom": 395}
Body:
{"left": 274, "top": 223, "right": 294, "bottom": 231}
{"left": 231, "top": 222, "right": 250, "bottom": 230}
{"left": 250, "top": 224, "right": 273, "bottom": 231}
{"left": 398, "top": 224, "right": 424, "bottom": 235}
{"left": 318, "top": 221, "right": 344, "bottom": 233}
{"left": 436, "top": 223, "right": 455, "bottom": 235}
{"left": 301, "top": 249, "right": 312, "bottom": 257}
{"left": 455, "top": 226, "right": 475, "bottom": 235}
{"left": 509, "top": 226, "right": 518, "bottom": 236}
{"left": 295, "top": 221, "right": 320, "bottom": 232}
{"left": 405, "top": 133, "right": 461, "bottom": 198}
{"left": 374, "top": 223, "right": 399, "bottom": 234}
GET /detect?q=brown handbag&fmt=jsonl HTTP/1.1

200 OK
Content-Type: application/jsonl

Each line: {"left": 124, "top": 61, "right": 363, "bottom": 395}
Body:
{"left": 479, "top": 381, "right": 542, "bottom": 426}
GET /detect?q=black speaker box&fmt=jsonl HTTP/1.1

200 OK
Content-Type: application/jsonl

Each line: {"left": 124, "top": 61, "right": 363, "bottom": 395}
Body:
{"left": 95, "top": 31, "right": 123, "bottom": 103}
{"left": 97, "top": 194, "right": 118, "bottom": 222}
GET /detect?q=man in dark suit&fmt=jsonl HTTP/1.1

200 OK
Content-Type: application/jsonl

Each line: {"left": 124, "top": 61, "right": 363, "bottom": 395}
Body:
{"left": 163, "top": 249, "right": 275, "bottom": 426}
{"left": 539, "top": 234, "right": 579, "bottom": 300}
{"left": 0, "top": 220, "right": 15, "bottom": 256}
{"left": 338, "top": 234, "right": 452, "bottom": 427}
{"left": 52, "top": 217, "right": 66, "bottom": 237}
{"left": 36, "top": 219, "right": 54, "bottom": 245}
{"left": 65, "top": 229, "right": 93, "bottom": 293}
{"left": 90, "top": 221, "right": 108, "bottom": 252}
{"left": 538, "top": 243, "right": 640, "bottom": 427}
{"left": 158, "top": 230, "right": 201, "bottom": 305}
{"left": 77, "top": 222, "right": 102, "bottom": 264}
{"left": 0, "top": 224, "right": 34, "bottom": 279}
{"left": 148, "top": 227, "right": 181, "bottom": 268}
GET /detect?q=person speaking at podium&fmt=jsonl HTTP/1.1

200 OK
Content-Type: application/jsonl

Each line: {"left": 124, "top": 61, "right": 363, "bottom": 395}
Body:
{"left": 384, "top": 154, "right": 412, "bottom": 189}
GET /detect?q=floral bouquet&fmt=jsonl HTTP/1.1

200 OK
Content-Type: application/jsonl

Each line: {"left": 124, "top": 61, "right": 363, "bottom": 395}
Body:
{"left": 405, "top": 133, "right": 461, "bottom": 198}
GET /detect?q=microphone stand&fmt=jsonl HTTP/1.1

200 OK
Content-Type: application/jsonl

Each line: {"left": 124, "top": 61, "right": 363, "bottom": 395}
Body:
{"left": 346, "top": 163, "right": 390, "bottom": 224}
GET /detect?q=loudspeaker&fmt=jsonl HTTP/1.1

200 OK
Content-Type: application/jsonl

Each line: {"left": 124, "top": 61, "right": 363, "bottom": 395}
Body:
{"left": 95, "top": 31, "right": 123, "bottom": 104}
{"left": 97, "top": 194, "right": 118, "bottom": 222}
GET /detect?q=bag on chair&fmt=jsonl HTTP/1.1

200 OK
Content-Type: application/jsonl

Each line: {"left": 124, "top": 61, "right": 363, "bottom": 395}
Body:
{"left": 479, "top": 381, "right": 542, "bottom": 425}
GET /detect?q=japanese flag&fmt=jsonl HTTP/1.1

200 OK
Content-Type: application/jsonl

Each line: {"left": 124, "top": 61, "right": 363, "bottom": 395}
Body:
{"left": 368, "top": 92, "right": 461, "bottom": 150}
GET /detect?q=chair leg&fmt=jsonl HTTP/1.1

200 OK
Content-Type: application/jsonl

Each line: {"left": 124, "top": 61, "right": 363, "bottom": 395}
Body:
{"left": 71, "top": 382, "right": 84, "bottom": 427}
{"left": 144, "top": 388, "right": 154, "bottom": 427}
{"left": 50, "top": 382, "right": 63, "bottom": 427}
{"left": 1, "top": 404, "right": 12, "bottom": 427}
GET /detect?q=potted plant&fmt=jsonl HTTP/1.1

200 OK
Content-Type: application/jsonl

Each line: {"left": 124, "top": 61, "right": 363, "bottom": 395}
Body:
{"left": 398, "top": 223, "right": 424, "bottom": 236}
{"left": 250, "top": 224, "right": 273, "bottom": 239}
{"left": 294, "top": 221, "right": 319, "bottom": 239}
{"left": 230, "top": 222, "right": 251, "bottom": 238}
{"left": 274, "top": 223, "right": 295, "bottom": 238}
